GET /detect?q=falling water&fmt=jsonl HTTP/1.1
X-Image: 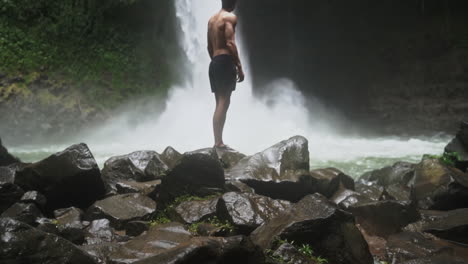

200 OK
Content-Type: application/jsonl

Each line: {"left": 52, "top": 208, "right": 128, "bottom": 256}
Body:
{"left": 9, "top": 0, "right": 450, "bottom": 177}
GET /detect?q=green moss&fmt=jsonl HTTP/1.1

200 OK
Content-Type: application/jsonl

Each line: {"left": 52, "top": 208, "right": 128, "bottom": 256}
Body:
{"left": 188, "top": 216, "right": 235, "bottom": 235}
{"left": 266, "top": 238, "right": 328, "bottom": 264}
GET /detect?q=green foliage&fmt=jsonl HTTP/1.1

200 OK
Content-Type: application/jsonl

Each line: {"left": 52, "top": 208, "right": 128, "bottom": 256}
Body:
{"left": 425, "top": 152, "right": 461, "bottom": 167}
{"left": 0, "top": 0, "right": 175, "bottom": 108}
{"left": 266, "top": 238, "right": 328, "bottom": 264}
{"left": 188, "top": 216, "right": 235, "bottom": 235}
{"left": 149, "top": 212, "right": 171, "bottom": 227}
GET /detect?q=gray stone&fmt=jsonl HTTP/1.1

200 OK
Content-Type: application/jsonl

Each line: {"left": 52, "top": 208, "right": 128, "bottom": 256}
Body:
{"left": 101, "top": 150, "right": 169, "bottom": 192}
{"left": 115, "top": 179, "right": 161, "bottom": 195}
{"left": 160, "top": 146, "right": 183, "bottom": 169}
{"left": 172, "top": 197, "right": 219, "bottom": 224}
{"left": 85, "top": 193, "right": 156, "bottom": 229}
{"left": 54, "top": 207, "right": 84, "bottom": 225}
{"left": 0, "top": 182, "right": 24, "bottom": 214}
{"left": 20, "top": 191, "right": 47, "bottom": 209}
{"left": 217, "top": 192, "right": 291, "bottom": 234}
{"left": 85, "top": 219, "right": 115, "bottom": 245}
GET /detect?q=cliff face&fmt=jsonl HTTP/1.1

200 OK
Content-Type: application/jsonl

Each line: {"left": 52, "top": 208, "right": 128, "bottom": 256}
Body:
{"left": 238, "top": 0, "right": 468, "bottom": 134}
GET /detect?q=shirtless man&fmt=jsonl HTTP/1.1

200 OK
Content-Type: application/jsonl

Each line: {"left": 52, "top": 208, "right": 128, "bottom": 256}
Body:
{"left": 208, "top": 0, "right": 244, "bottom": 148}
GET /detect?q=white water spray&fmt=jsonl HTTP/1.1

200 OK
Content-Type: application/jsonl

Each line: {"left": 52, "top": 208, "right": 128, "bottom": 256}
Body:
{"left": 9, "top": 0, "right": 449, "bottom": 177}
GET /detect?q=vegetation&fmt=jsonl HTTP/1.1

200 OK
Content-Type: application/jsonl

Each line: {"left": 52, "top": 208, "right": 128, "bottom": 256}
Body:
{"left": 425, "top": 152, "right": 461, "bottom": 167}
{"left": 265, "top": 238, "right": 328, "bottom": 264}
{"left": 0, "top": 0, "right": 178, "bottom": 108}
{"left": 188, "top": 216, "right": 235, "bottom": 235}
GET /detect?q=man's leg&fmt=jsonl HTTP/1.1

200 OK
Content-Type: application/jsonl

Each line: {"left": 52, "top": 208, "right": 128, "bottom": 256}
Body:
{"left": 213, "top": 90, "right": 232, "bottom": 147}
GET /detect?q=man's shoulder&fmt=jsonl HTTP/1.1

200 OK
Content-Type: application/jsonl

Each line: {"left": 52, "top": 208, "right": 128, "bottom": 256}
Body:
{"left": 222, "top": 12, "right": 237, "bottom": 24}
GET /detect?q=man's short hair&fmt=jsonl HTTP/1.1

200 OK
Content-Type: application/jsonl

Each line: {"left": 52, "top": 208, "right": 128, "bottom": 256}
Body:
{"left": 222, "top": 0, "right": 237, "bottom": 10}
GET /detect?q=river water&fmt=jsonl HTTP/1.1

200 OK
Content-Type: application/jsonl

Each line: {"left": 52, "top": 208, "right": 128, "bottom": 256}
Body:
{"left": 7, "top": 0, "right": 450, "bottom": 178}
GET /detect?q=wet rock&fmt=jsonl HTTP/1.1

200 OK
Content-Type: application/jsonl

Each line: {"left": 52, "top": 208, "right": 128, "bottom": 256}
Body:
{"left": 20, "top": 191, "right": 47, "bottom": 209}
{"left": 0, "top": 182, "right": 24, "bottom": 214}
{"left": 331, "top": 188, "right": 373, "bottom": 210}
{"left": 58, "top": 221, "right": 86, "bottom": 245}
{"left": 217, "top": 192, "right": 291, "bottom": 234}
{"left": 251, "top": 193, "right": 373, "bottom": 264}
{"left": 0, "top": 218, "right": 97, "bottom": 264}
{"left": 54, "top": 207, "right": 84, "bottom": 225}
{"left": 214, "top": 147, "right": 246, "bottom": 169}
{"left": 154, "top": 148, "right": 225, "bottom": 206}
{"left": 115, "top": 179, "right": 161, "bottom": 195}
{"left": 399, "top": 256, "right": 468, "bottom": 264}
{"left": 85, "top": 193, "right": 156, "bottom": 229}
{"left": 109, "top": 222, "right": 192, "bottom": 263}
{"left": 355, "top": 180, "right": 385, "bottom": 201}
{"left": 85, "top": 219, "right": 115, "bottom": 245}
{"left": 445, "top": 121, "right": 468, "bottom": 172}
{"left": 404, "top": 209, "right": 468, "bottom": 245}
{"left": 310, "top": 168, "right": 355, "bottom": 197}
{"left": 350, "top": 200, "right": 420, "bottom": 238}
{"left": 225, "top": 180, "right": 255, "bottom": 193}
{"left": 36, "top": 217, "right": 60, "bottom": 235}
{"left": 0, "top": 137, "right": 20, "bottom": 166}
{"left": 125, "top": 220, "right": 149, "bottom": 237}
{"left": 225, "top": 136, "right": 311, "bottom": 202}
{"left": 359, "top": 161, "right": 416, "bottom": 187}
{"left": 172, "top": 197, "right": 219, "bottom": 224}
{"left": 382, "top": 183, "right": 412, "bottom": 202}
{"left": 271, "top": 243, "right": 316, "bottom": 264}
{"left": 160, "top": 146, "right": 183, "bottom": 169}
{"left": 1, "top": 202, "right": 44, "bottom": 225}
{"left": 0, "top": 163, "right": 23, "bottom": 184}
{"left": 386, "top": 231, "right": 468, "bottom": 263}
{"left": 132, "top": 235, "right": 264, "bottom": 264}
{"left": 411, "top": 159, "right": 468, "bottom": 210}
{"left": 80, "top": 242, "right": 121, "bottom": 264}
{"left": 14, "top": 144, "right": 105, "bottom": 212}
{"left": 101, "top": 151, "right": 169, "bottom": 192}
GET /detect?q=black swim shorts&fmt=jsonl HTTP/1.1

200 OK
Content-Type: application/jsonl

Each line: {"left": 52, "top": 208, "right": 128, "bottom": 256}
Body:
{"left": 209, "top": 54, "right": 237, "bottom": 93}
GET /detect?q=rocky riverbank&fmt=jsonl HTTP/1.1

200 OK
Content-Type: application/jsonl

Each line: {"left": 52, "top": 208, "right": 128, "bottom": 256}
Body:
{"left": 1, "top": 123, "right": 468, "bottom": 264}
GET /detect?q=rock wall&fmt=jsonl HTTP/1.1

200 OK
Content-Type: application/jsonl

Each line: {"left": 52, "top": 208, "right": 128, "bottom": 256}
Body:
{"left": 238, "top": 0, "right": 468, "bottom": 134}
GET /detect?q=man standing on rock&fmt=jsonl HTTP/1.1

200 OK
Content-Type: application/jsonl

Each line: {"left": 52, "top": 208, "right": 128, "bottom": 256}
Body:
{"left": 208, "top": 0, "right": 244, "bottom": 148}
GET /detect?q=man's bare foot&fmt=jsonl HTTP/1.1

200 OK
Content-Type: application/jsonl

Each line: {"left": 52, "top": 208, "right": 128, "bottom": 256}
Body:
{"left": 214, "top": 144, "right": 232, "bottom": 150}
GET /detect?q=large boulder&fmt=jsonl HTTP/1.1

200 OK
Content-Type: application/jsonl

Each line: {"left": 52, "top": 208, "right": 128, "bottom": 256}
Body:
{"left": 0, "top": 217, "right": 97, "bottom": 264}
{"left": 445, "top": 121, "right": 468, "bottom": 172}
{"left": 0, "top": 138, "right": 20, "bottom": 166}
{"left": 132, "top": 235, "right": 264, "bottom": 264}
{"left": 14, "top": 144, "right": 106, "bottom": 212}
{"left": 359, "top": 161, "right": 416, "bottom": 187}
{"left": 250, "top": 193, "right": 373, "bottom": 264}
{"left": 226, "top": 136, "right": 312, "bottom": 202}
{"left": 405, "top": 209, "right": 468, "bottom": 245}
{"left": 101, "top": 151, "right": 169, "bottom": 192}
{"left": 217, "top": 192, "right": 291, "bottom": 234}
{"left": 410, "top": 158, "right": 468, "bottom": 210}
{"left": 85, "top": 193, "right": 156, "bottom": 229}
{"left": 108, "top": 222, "right": 192, "bottom": 263}
{"left": 154, "top": 148, "right": 225, "bottom": 206}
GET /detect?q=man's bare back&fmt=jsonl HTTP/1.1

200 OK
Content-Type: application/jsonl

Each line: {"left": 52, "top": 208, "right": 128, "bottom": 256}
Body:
{"left": 208, "top": 9, "right": 244, "bottom": 82}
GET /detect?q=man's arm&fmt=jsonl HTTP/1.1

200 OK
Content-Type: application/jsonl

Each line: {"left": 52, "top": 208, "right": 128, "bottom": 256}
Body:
{"left": 224, "top": 16, "right": 244, "bottom": 82}
{"left": 207, "top": 32, "right": 214, "bottom": 60}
